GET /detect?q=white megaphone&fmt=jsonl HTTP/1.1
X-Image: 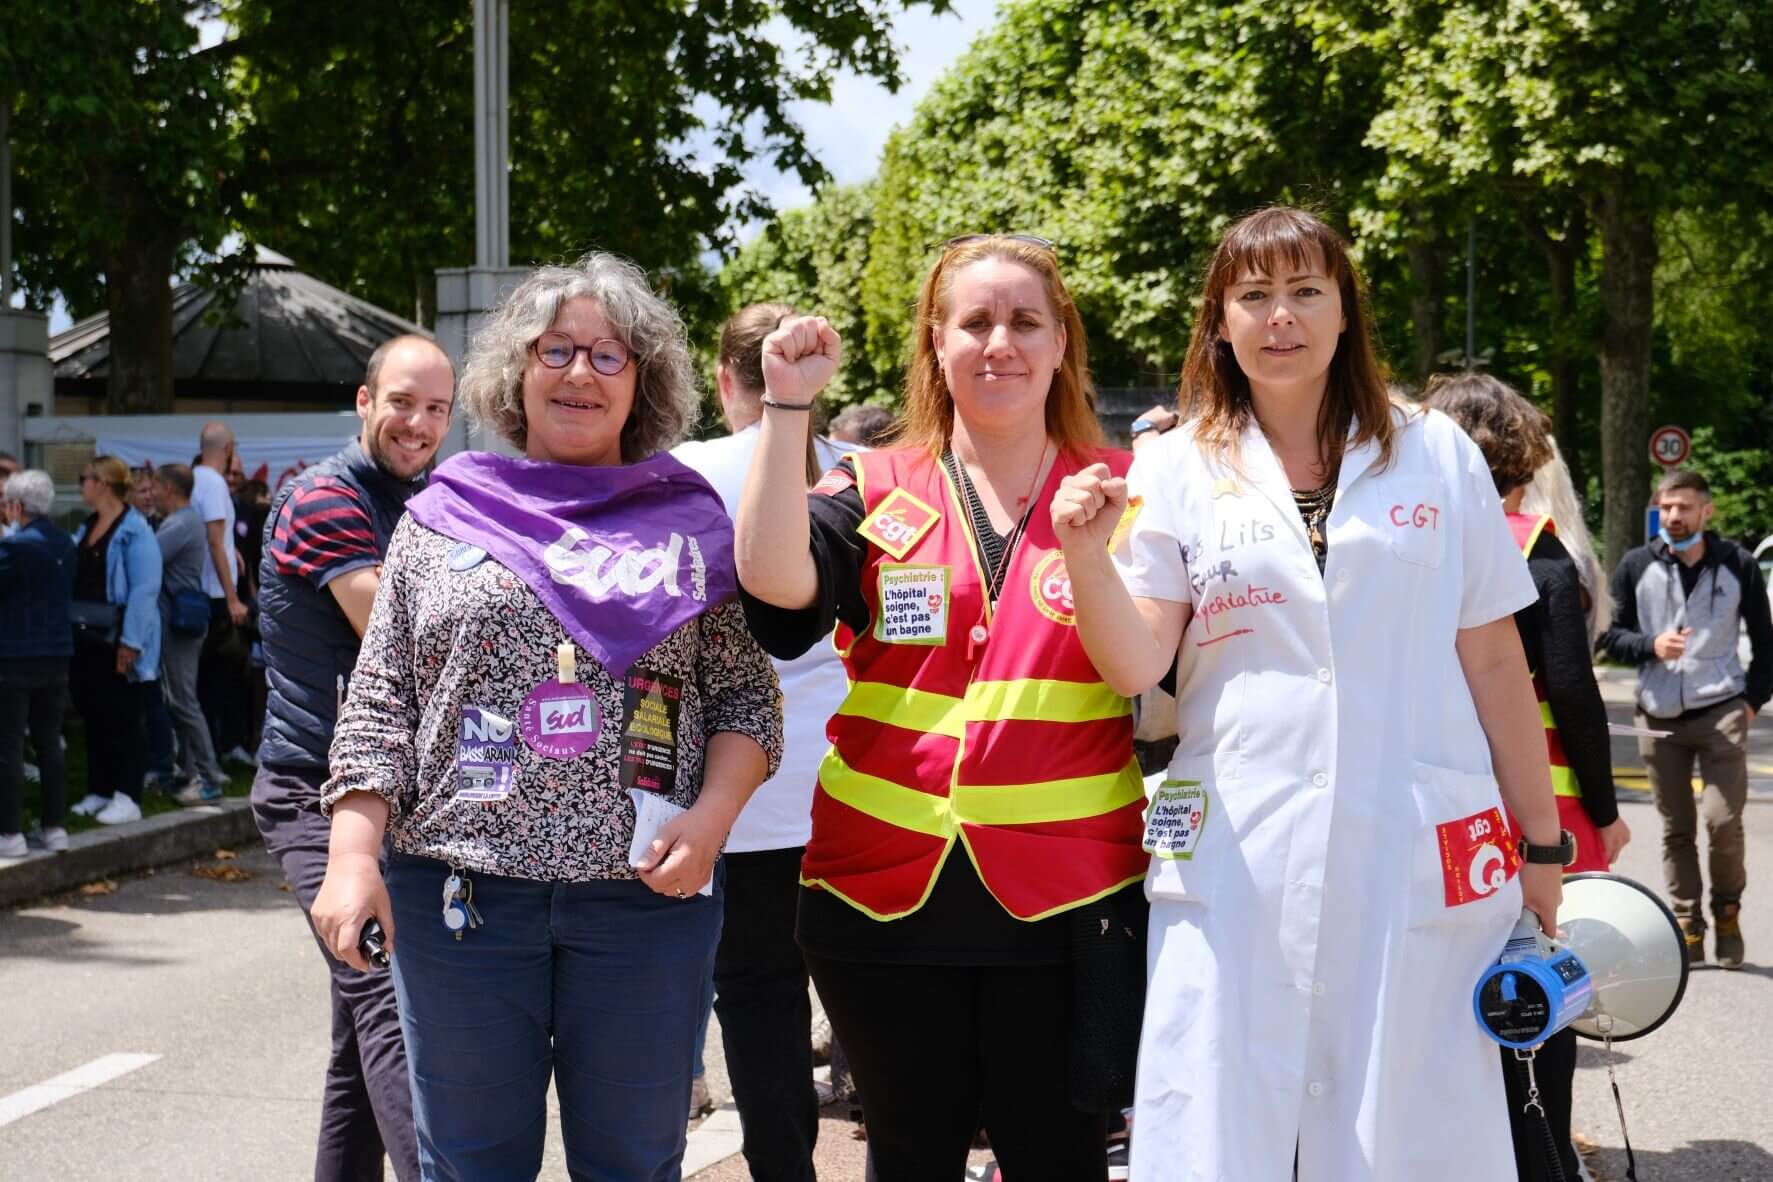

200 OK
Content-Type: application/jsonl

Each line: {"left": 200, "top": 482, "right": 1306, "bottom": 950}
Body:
{"left": 1474, "top": 871, "right": 1689, "bottom": 1048}
{"left": 1559, "top": 872, "right": 1689, "bottom": 1041}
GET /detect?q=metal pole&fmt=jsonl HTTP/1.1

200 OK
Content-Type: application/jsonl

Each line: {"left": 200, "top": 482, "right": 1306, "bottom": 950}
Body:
{"left": 473, "top": 0, "right": 510, "bottom": 268}
{"left": 2, "top": 100, "right": 14, "bottom": 304}
{"left": 1464, "top": 219, "right": 1476, "bottom": 369}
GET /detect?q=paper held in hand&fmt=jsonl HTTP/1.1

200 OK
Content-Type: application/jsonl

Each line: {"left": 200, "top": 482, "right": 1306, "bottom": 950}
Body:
{"left": 627, "top": 789, "right": 714, "bottom": 897}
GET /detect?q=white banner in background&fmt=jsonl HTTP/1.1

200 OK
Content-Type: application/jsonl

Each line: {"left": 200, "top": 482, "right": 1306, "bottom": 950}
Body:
{"left": 95, "top": 435, "right": 350, "bottom": 492}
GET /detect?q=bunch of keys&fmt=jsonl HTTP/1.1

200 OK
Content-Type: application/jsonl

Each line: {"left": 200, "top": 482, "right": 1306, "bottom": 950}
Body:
{"left": 441, "top": 868, "right": 483, "bottom": 940}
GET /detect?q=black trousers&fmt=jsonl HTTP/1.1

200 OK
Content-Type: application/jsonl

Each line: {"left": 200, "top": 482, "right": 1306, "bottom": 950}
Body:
{"left": 1503, "top": 1027, "right": 1581, "bottom": 1181}
{"left": 69, "top": 642, "right": 150, "bottom": 803}
{"left": 0, "top": 668, "right": 67, "bottom": 833}
{"left": 714, "top": 847, "right": 820, "bottom": 1182}
{"left": 805, "top": 953, "right": 1107, "bottom": 1182}
{"left": 199, "top": 598, "right": 251, "bottom": 754}
{"left": 252, "top": 765, "right": 420, "bottom": 1182}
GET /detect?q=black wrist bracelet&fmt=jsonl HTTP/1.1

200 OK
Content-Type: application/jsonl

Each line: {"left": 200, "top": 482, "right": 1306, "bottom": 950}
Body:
{"left": 761, "top": 395, "right": 815, "bottom": 411}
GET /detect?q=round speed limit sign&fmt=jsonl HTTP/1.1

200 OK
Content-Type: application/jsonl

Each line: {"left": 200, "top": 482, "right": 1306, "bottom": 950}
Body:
{"left": 1649, "top": 425, "right": 1691, "bottom": 469}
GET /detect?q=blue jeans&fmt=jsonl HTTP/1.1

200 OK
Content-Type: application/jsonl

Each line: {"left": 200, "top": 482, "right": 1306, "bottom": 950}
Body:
{"left": 386, "top": 853, "right": 723, "bottom": 1182}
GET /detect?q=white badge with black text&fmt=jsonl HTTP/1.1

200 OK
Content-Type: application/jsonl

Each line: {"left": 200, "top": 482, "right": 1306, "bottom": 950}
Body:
{"left": 1144, "top": 779, "right": 1209, "bottom": 860}
{"left": 874, "top": 563, "right": 950, "bottom": 646}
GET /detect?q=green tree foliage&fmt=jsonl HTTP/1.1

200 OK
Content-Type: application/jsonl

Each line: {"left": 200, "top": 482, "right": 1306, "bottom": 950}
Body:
{"left": 228, "top": 0, "right": 949, "bottom": 333}
{"left": 1688, "top": 428, "right": 1773, "bottom": 548}
{"left": 857, "top": 1, "right": 1388, "bottom": 396}
{"left": 1360, "top": 0, "right": 1773, "bottom": 575}
{"left": 2, "top": 0, "right": 249, "bottom": 412}
{"left": 720, "top": 182, "right": 885, "bottom": 408}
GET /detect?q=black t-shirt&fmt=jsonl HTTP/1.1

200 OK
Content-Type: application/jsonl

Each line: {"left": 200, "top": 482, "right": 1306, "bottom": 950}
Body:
{"left": 74, "top": 513, "right": 115, "bottom": 605}
{"left": 1513, "top": 531, "right": 1618, "bottom": 828}
{"left": 740, "top": 470, "right": 1071, "bottom": 965}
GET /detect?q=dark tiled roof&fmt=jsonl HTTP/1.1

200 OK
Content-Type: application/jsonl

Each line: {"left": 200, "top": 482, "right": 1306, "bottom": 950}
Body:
{"left": 50, "top": 247, "right": 429, "bottom": 385}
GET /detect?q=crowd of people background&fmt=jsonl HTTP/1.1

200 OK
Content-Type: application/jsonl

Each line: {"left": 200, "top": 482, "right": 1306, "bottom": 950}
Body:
{"left": 1, "top": 204, "right": 1767, "bottom": 1182}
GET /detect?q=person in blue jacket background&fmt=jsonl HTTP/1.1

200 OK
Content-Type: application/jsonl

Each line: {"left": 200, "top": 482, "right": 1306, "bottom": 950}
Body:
{"left": 68, "top": 455, "right": 162, "bottom": 827}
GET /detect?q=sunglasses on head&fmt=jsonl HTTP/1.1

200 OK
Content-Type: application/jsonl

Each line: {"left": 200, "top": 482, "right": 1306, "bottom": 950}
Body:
{"left": 929, "top": 233, "right": 1058, "bottom": 255}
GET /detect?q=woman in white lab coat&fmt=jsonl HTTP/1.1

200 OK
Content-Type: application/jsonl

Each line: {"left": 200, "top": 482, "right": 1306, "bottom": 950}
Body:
{"left": 1055, "top": 207, "right": 1566, "bottom": 1181}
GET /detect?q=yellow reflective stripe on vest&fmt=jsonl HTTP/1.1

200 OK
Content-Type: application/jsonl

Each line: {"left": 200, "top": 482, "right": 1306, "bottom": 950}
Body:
{"left": 965, "top": 678, "right": 1131, "bottom": 724}
{"left": 819, "top": 750, "right": 1145, "bottom": 832}
{"left": 1549, "top": 763, "right": 1580, "bottom": 799}
{"left": 835, "top": 677, "right": 1128, "bottom": 738}
{"left": 836, "top": 682, "right": 966, "bottom": 739}
{"left": 819, "top": 748, "right": 956, "bottom": 838}
{"left": 1535, "top": 699, "right": 1579, "bottom": 797}
{"left": 950, "top": 758, "right": 1146, "bottom": 826}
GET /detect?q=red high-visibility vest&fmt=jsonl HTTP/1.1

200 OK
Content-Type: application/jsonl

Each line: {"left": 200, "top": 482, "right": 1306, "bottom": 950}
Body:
{"left": 801, "top": 445, "right": 1148, "bottom": 921}
{"left": 1507, "top": 511, "right": 1608, "bottom": 872}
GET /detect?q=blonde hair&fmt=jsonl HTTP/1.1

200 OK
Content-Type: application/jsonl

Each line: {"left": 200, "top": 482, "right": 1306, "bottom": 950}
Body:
{"left": 88, "top": 455, "right": 131, "bottom": 502}
{"left": 1521, "top": 439, "right": 1613, "bottom": 643}
{"left": 896, "top": 236, "right": 1102, "bottom": 459}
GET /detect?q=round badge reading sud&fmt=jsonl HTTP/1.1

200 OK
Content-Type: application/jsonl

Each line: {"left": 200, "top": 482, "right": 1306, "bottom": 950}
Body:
{"left": 519, "top": 678, "right": 600, "bottom": 759}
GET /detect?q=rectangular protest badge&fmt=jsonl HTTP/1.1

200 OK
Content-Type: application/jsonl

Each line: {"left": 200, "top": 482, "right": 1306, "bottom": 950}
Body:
{"left": 874, "top": 563, "right": 950, "bottom": 646}
{"left": 1144, "top": 779, "right": 1208, "bottom": 860}
{"left": 456, "top": 705, "right": 516, "bottom": 802}
{"left": 857, "top": 488, "right": 941, "bottom": 559}
{"left": 619, "top": 668, "right": 682, "bottom": 794}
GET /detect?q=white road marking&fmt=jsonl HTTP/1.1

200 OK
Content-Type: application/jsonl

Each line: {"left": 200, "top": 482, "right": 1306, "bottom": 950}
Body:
{"left": 0, "top": 1053, "right": 161, "bottom": 1128}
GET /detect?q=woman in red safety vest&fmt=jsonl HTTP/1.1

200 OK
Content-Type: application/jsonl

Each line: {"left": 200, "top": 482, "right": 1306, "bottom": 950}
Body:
{"left": 1425, "top": 371, "right": 1631, "bottom": 1182}
{"left": 734, "top": 234, "right": 1148, "bottom": 1181}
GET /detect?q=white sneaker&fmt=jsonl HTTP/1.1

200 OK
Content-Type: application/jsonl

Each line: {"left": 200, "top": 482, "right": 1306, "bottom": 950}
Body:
{"left": 222, "top": 746, "right": 257, "bottom": 768}
{"left": 95, "top": 794, "right": 143, "bottom": 825}
{"left": 22, "top": 761, "right": 40, "bottom": 783}
{"left": 0, "top": 832, "right": 28, "bottom": 858}
{"left": 28, "top": 827, "right": 70, "bottom": 853}
{"left": 71, "top": 793, "right": 110, "bottom": 816}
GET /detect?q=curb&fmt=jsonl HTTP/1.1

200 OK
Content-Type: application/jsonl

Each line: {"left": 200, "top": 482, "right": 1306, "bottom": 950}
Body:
{"left": 0, "top": 798, "right": 262, "bottom": 908}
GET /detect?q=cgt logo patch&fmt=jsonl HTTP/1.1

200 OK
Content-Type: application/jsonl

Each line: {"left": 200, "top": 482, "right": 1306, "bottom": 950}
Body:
{"left": 1029, "top": 551, "right": 1075, "bottom": 625}
{"left": 1436, "top": 807, "right": 1521, "bottom": 908}
{"left": 857, "top": 488, "right": 941, "bottom": 559}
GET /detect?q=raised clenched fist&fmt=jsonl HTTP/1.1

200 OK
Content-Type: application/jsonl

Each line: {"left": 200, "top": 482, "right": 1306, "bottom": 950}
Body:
{"left": 1051, "top": 463, "right": 1128, "bottom": 553}
{"left": 761, "top": 315, "right": 842, "bottom": 406}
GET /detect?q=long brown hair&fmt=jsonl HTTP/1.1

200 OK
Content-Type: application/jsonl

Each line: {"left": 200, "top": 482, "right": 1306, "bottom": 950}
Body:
{"left": 1179, "top": 207, "right": 1394, "bottom": 473}
{"left": 897, "top": 236, "right": 1103, "bottom": 460}
{"left": 716, "top": 301, "right": 821, "bottom": 486}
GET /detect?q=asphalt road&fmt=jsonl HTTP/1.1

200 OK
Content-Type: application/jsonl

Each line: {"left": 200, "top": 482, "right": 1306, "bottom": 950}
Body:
{"left": 1, "top": 668, "right": 1767, "bottom": 1181}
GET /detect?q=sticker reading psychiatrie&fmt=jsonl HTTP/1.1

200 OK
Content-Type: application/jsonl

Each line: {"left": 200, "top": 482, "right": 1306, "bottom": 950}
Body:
{"left": 519, "top": 679, "right": 600, "bottom": 759}
{"left": 619, "top": 667, "right": 683, "bottom": 793}
{"left": 873, "top": 563, "right": 950, "bottom": 645}
{"left": 456, "top": 705, "right": 517, "bottom": 801}
{"left": 856, "top": 488, "right": 941, "bottom": 559}
{"left": 1143, "top": 779, "right": 1208, "bottom": 860}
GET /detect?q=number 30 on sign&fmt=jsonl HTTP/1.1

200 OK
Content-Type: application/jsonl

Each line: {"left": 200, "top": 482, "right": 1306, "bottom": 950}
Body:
{"left": 1649, "top": 425, "right": 1690, "bottom": 469}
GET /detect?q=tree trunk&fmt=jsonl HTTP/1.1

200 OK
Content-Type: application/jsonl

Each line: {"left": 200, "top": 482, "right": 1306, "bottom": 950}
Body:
{"left": 1406, "top": 235, "right": 1445, "bottom": 384}
{"left": 1538, "top": 214, "right": 1586, "bottom": 494}
{"left": 1596, "top": 175, "right": 1657, "bottom": 568}
{"left": 99, "top": 181, "right": 178, "bottom": 414}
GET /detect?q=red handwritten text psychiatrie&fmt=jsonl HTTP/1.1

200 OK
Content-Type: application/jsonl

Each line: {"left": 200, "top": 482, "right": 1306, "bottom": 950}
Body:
{"left": 1197, "top": 583, "right": 1287, "bottom": 636}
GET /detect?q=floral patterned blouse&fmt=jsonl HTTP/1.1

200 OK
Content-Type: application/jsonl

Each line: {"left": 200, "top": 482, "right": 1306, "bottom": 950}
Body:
{"left": 321, "top": 517, "right": 784, "bottom": 881}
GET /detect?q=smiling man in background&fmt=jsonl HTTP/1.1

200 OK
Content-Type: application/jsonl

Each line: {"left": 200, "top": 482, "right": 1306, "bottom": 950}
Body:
{"left": 250, "top": 334, "right": 454, "bottom": 1182}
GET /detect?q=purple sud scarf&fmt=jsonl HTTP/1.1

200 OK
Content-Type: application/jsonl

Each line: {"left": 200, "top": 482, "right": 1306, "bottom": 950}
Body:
{"left": 406, "top": 451, "right": 736, "bottom": 676}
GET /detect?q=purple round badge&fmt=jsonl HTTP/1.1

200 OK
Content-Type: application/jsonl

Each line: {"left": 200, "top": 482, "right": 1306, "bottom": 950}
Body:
{"left": 519, "top": 678, "right": 600, "bottom": 759}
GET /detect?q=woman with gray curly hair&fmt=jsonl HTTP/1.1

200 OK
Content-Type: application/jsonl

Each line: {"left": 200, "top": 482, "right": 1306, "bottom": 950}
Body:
{"left": 311, "top": 251, "right": 784, "bottom": 1180}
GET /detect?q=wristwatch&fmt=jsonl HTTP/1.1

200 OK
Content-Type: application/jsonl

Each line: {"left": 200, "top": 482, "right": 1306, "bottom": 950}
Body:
{"left": 1517, "top": 829, "right": 1576, "bottom": 867}
{"left": 1129, "top": 413, "right": 1175, "bottom": 439}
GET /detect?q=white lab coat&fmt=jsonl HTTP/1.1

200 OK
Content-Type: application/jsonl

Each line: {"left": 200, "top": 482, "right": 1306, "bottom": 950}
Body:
{"left": 1117, "top": 407, "right": 1538, "bottom": 1182}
